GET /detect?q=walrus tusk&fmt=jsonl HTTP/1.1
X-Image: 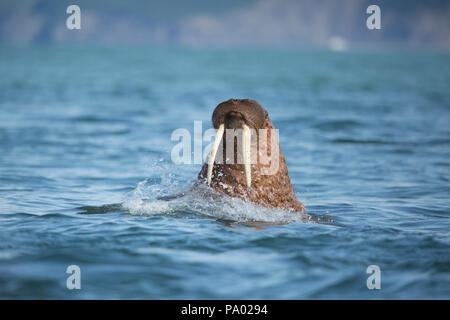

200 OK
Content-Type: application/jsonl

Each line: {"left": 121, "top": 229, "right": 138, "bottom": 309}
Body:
{"left": 207, "top": 123, "right": 225, "bottom": 185}
{"left": 242, "top": 123, "right": 251, "bottom": 188}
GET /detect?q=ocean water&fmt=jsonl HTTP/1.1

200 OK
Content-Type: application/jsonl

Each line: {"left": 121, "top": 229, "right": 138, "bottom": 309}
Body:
{"left": 0, "top": 46, "right": 449, "bottom": 299}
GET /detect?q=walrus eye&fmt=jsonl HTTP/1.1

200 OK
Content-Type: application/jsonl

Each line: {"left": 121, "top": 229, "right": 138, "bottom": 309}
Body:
{"left": 207, "top": 122, "right": 252, "bottom": 189}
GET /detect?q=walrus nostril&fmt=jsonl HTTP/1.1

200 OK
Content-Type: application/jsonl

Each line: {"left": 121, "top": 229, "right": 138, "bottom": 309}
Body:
{"left": 212, "top": 99, "right": 266, "bottom": 129}
{"left": 225, "top": 112, "right": 244, "bottom": 129}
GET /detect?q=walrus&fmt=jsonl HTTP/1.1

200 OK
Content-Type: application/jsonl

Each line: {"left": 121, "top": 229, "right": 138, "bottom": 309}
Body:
{"left": 198, "top": 99, "right": 305, "bottom": 214}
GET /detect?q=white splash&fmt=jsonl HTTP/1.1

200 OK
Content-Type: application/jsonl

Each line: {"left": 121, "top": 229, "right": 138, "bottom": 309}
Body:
{"left": 121, "top": 176, "right": 311, "bottom": 224}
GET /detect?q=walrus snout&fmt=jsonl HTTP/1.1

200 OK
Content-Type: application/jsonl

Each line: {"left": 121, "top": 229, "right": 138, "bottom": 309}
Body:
{"left": 212, "top": 99, "right": 266, "bottom": 130}
{"left": 208, "top": 99, "right": 264, "bottom": 188}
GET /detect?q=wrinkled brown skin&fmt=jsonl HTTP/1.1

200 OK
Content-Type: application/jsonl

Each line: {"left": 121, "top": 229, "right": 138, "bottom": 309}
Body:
{"left": 198, "top": 99, "right": 305, "bottom": 214}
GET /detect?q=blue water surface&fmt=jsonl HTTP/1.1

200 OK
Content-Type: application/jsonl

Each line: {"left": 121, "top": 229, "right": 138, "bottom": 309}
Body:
{"left": 0, "top": 46, "right": 449, "bottom": 299}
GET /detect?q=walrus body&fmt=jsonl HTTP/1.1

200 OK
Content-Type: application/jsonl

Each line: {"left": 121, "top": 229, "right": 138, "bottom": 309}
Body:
{"left": 198, "top": 99, "right": 305, "bottom": 213}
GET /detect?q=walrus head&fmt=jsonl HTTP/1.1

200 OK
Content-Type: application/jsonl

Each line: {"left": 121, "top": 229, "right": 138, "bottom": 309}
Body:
{"left": 198, "top": 99, "right": 305, "bottom": 213}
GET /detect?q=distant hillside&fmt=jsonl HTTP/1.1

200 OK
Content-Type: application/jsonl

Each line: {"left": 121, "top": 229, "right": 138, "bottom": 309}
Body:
{"left": 1, "top": 0, "right": 449, "bottom": 49}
